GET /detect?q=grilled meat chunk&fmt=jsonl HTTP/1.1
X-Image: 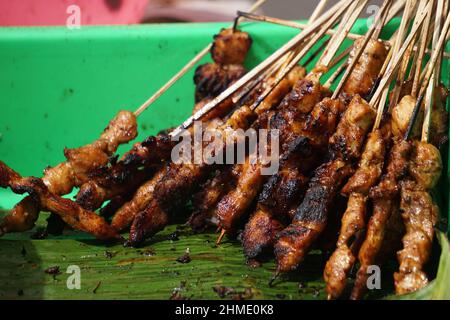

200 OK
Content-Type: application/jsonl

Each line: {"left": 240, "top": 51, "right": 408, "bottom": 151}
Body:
{"left": 324, "top": 193, "right": 367, "bottom": 299}
{"left": 391, "top": 95, "right": 423, "bottom": 139}
{"left": 408, "top": 141, "right": 442, "bottom": 190}
{"left": 194, "top": 63, "right": 246, "bottom": 102}
{"left": 343, "top": 38, "right": 389, "bottom": 98}
{"left": 274, "top": 159, "right": 354, "bottom": 272}
{"left": 211, "top": 28, "right": 252, "bottom": 65}
{"left": 329, "top": 95, "right": 376, "bottom": 161}
{"left": 188, "top": 166, "right": 241, "bottom": 231}
{"left": 430, "top": 84, "right": 449, "bottom": 148}
{"left": 110, "top": 167, "right": 168, "bottom": 231}
{"left": 128, "top": 199, "right": 169, "bottom": 246}
{"left": 341, "top": 130, "right": 386, "bottom": 195}
{"left": 242, "top": 97, "right": 344, "bottom": 260}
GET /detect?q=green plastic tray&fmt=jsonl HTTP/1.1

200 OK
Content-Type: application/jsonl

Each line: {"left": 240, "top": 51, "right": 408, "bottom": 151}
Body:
{"left": 0, "top": 19, "right": 448, "bottom": 300}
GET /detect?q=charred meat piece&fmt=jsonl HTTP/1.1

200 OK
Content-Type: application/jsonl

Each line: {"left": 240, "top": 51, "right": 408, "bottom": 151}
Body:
{"left": 76, "top": 164, "right": 152, "bottom": 211}
{"left": 188, "top": 166, "right": 241, "bottom": 231}
{"left": 242, "top": 98, "right": 344, "bottom": 260}
{"left": 120, "top": 131, "right": 174, "bottom": 169}
{"left": 329, "top": 95, "right": 376, "bottom": 161}
{"left": 242, "top": 137, "right": 312, "bottom": 260}
{"left": 216, "top": 156, "right": 267, "bottom": 233}
{"left": 242, "top": 207, "right": 287, "bottom": 260}
{"left": 110, "top": 167, "right": 167, "bottom": 231}
{"left": 341, "top": 130, "right": 386, "bottom": 195}
{"left": 211, "top": 28, "right": 252, "bottom": 65}
{"left": 194, "top": 63, "right": 246, "bottom": 102}
{"left": 128, "top": 199, "right": 169, "bottom": 246}
{"left": 274, "top": 159, "right": 354, "bottom": 273}
{"left": 408, "top": 141, "right": 443, "bottom": 190}
{"left": 254, "top": 66, "right": 308, "bottom": 115}
{"left": 0, "top": 161, "right": 120, "bottom": 240}
{"left": 343, "top": 38, "right": 389, "bottom": 98}
{"left": 324, "top": 193, "right": 367, "bottom": 299}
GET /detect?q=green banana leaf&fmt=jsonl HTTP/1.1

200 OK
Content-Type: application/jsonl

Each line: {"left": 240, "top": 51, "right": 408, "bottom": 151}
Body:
{"left": 0, "top": 211, "right": 448, "bottom": 300}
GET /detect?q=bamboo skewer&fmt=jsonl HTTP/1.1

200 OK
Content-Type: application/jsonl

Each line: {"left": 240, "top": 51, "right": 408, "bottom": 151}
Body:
{"left": 389, "top": 0, "right": 428, "bottom": 109}
{"left": 133, "top": 0, "right": 268, "bottom": 117}
{"left": 216, "top": 0, "right": 334, "bottom": 247}
{"left": 405, "top": 9, "right": 450, "bottom": 140}
{"left": 422, "top": 0, "right": 447, "bottom": 142}
{"left": 332, "top": 0, "right": 394, "bottom": 99}
{"left": 369, "top": 1, "right": 433, "bottom": 108}
{"left": 373, "top": 1, "right": 425, "bottom": 131}
{"left": 249, "top": 0, "right": 354, "bottom": 111}
{"left": 319, "top": 0, "right": 369, "bottom": 67}
{"left": 408, "top": 18, "right": 434, "bottom": 85}
{"left": 309, "top": 0, "right": 330, "bottom": 22}
{"left": 237, "top": 6, "right": 450, "bottom": 59}
{"left": 272, "top": 0, "right": 331, "bottom": 78}
{"left": 411, "top": 1, "right": 435, "bottom": 97}
{"left": 169, "top": 0, "right": 353, "bottom": 137}
{"left": 324, "top": 63, "right": 347, "bottom": 88}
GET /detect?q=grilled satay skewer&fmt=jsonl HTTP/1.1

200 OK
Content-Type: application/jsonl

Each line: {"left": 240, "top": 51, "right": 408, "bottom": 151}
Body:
{"left": 272, "top": 94, "right": 375, "bottom": 279}
{"left": 127, "top": 25, "right": 312, "bottom": 244}
{"left": 394, "top": 7, "right": 449, "bottom": 295}
{"left": 126, "top": 1, "right": 355, "bottom": 246}
{"left": 272, "top": 0, "right": 430, "bottom": 281}
{"left": 242, "top": 10, "right": 392, "bottom": 259}
{"left": 128, "top": 64, "right": 307, "bottom": 246}
{"left": 0, "top": 1, "right": 265, "bottom": 236}
{"left": 186, "top": 1, "right": 340, "bottom": 233}
{"left": 0, "top": 161, "right": 121, "bottom": 240}
{"left": 0, "top": 110, "right": 138, "bottom": 236}
{"left": 74, "top": 28, "right": 252, "bottom": 216}
{"left": 216, "top": 1, "right": 369, "bottom": 245}
{"left": 323, "top": 1, "right": 423, "bottom": 299}
{"left": 242, "top": 4, "right": 394, "bottom": 260}
{"left": 351, "top": 8, "right": 449, "bottom": 299}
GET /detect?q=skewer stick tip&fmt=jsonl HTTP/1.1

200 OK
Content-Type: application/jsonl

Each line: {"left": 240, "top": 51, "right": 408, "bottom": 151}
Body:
{"left": 268, "top": 270, "right": 280, "bottom": 287}
{"left": 216, "top": 229, "right": 226, "bottom": 245}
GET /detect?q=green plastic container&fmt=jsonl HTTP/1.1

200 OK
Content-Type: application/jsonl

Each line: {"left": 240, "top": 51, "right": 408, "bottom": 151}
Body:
{"left": 0, "top": 20, "right": 448, "bottom": 299}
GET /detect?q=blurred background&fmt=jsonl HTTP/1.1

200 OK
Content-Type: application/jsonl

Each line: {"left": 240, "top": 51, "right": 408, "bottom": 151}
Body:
{"left": 0, "top": 0, "right": 384, "bottom": 26}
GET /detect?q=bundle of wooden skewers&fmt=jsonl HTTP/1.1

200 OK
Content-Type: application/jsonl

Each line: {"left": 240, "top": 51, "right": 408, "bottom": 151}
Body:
{"left": 0, "top": 0, "right": 449, "bottom": 300}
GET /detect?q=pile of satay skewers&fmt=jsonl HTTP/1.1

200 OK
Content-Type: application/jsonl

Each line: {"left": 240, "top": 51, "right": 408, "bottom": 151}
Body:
{"left": 1, "top": 0, "right": 449, "bottom": 299}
